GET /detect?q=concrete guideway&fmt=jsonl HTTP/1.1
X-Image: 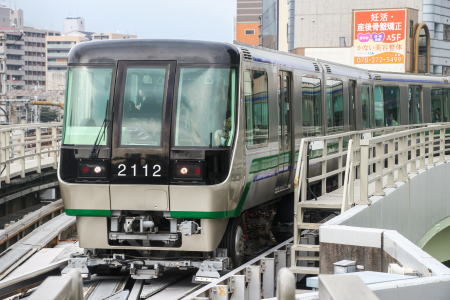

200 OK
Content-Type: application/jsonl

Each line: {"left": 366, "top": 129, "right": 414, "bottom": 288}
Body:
{"left": 0, "top": 199, "right": 64, "bottom": 251}
{"left": 0, "top": 211, "right": 76, "bottom": 298}
{"left": 5, "top": 123, "right": 450, "bottom": 299}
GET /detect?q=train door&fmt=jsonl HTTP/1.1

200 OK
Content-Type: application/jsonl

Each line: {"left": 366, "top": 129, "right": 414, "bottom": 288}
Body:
{"left": 109, "top": 61, "right": 176, "bottom": 186}
{"left": 275, "top": 71, "right": 293, "bottom": 191}
{"left": 349, "top": 80, "right": 357, "bottom": 130}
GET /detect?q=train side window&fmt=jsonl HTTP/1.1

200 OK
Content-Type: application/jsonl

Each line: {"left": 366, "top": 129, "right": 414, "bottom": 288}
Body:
{"left": 408, "top": 85, "right": 422, "bottom": 124}
{"left": 374, "top": 85, "right": 400, "bottom": 126}
{"left": 431, "top": 88, "right": 448, "bottom": 122}
{"left": 360, "top": 85, "right": 372, "bottom": 128}
{"left": 302, "top": 77, "right": 322, "bottom": 136}
{"left": 244, "top": 70, "right": 269, "bottom": 146}
{"left": 326, "top": 79, "right": 344, "bottom": 133}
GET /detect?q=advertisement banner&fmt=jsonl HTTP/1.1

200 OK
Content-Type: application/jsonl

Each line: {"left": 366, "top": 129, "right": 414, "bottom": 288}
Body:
{"left": 353, "top": 9, "right": 406, "bottom": 65}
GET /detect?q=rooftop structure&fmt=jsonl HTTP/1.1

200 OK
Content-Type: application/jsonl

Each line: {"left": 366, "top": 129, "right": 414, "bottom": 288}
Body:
{"left": 63, "top": 17, "right": 85, "bottom": 35}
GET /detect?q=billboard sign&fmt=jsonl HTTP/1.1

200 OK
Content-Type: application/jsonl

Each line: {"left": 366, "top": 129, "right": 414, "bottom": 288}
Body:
{"left": 353, "top": 9, "right": 406, "bottom": 67}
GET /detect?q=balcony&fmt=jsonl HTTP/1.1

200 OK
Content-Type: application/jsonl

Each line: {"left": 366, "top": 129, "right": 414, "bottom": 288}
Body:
{"left": 6, "top": 79, "right": 25, "bottom": 87}
{"left": 47, "top": 52, "right": 68, "bottom": 58}
{"left": 5, "top": 48, "right": 24, "bottom": 56}
{"left": 46, "top": 44, "right": 73, "bottom": 50}
{"left": 6, "top": 59, "right": 25, "bottom": 66}
{"left": 6, "top": 40, "right": 24, "bottom": 46}
{"left": 47, "top": 61, "right": 67, "bottom": 67}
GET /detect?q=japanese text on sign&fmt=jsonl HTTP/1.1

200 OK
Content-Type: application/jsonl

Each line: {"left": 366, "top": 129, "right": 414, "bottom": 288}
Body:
{"left": 353, "top": 9, "right": 406, "bottom": 65}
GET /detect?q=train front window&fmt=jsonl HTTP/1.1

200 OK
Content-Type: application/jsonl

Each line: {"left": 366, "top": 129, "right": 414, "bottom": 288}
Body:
{"left": 120, "top": 67, "right": 167, "bottom": 146}
{"left": 174, "top": 67, "right": 236, "bottom": 147}
{"left": 63, "top": 67, "right": 113, "bottom": 145}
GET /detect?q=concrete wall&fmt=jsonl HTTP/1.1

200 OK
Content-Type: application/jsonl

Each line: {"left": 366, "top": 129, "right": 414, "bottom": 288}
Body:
{"left": 326, "top": 161, "right": 450, "bottom": 247}
{"left": 293, "top": 0, "right": 422, "bottom": 49}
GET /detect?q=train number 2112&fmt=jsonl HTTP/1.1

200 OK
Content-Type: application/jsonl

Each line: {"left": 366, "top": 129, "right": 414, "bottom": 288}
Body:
{"left": 117, "top": 164, "right": 161, "bottom": 177}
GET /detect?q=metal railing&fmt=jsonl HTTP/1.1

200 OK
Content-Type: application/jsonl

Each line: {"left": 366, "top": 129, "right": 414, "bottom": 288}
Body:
{"left": 0, "top": 122, "right": 62, "bottom": 186}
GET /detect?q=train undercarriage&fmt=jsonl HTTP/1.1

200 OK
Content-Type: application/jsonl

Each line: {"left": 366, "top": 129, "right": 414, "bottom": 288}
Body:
{"left": 64, "top": 201, "right": 291, "bottom": 282}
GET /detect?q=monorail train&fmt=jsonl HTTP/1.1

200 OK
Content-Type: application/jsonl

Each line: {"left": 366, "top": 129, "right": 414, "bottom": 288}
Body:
{"left": 59, "top": 39, "right": 450, "bottom": 275}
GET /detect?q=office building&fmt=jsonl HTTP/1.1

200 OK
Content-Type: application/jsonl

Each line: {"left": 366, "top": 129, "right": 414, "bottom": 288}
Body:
{"left": 289, "top": 0, "right": 450, "bottom": 74}
{"left": 235, "top": 0, "right": 262, "bottom": 45}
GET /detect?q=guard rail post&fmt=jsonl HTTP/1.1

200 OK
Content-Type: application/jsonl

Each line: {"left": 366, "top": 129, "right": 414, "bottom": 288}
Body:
{"left": 359, "top": 139, "right": 369, "bottom": 205}
{"left": 51, "top": 125, "right": 58, "bottom": 169}
{"left": 276, "top": 268, "right": 295, "bottom": 300}
{"left": 398, "top": 136, "right": 407, "bottom": 182}
{"left": 374, "top": 141, "right": 384, "bottom": 196}
{"left": 19, "top": 129, "right": 25, "bottom": 178}
{"left": 410, "top": 132, "right": 417, "bottom": 174}
{"left": 5, "top": 130, "right": 10, "bottom": 184}
{"left": 36, "top": 127, "right": 42, "bottom": 173}
{"left": 427, "top": 129, "right": 434, "bottom": 166}
{"left": 440, "top": 128, "right": 445, "bottom": 163}
{"left": 386, "top": 139, "right": 395, "bottom": 187}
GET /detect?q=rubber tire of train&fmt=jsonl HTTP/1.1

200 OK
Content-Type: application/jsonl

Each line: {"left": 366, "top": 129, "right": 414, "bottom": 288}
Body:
{"left": 219, "top": 217, "right": 245, "bottom": 268}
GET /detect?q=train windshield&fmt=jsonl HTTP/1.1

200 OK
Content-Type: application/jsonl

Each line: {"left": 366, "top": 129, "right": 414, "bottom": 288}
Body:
{"left": 63, "top": 67, "right": 113, "bottom": 145}
{"left": 174, "top": 67, "right": 236, "bottom": 147}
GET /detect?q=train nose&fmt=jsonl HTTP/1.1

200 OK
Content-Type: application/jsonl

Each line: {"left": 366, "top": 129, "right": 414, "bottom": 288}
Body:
{"left": 110, "top": 184, "right": 169, "bottom": 211}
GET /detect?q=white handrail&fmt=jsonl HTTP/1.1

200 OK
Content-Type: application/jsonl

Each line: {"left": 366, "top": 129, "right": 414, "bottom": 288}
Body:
{"left": 0, "top": 122, "right": 62, "bottom": 186}
{"left": 341, "top": 139, "right": 353, "bottom": 212}
{"left": 359, "top": 124, "right": 450, "bottom": 204}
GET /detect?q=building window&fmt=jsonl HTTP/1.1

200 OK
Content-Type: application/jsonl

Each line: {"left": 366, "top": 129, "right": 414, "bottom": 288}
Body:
{"left": 444, "top": 25, "right": 450, "bottom": 41}
{"left": 244, "top": 69, "right": 269, "bottom": 146}
{"left": 245, "top": 29, "right": 255, "bottom": 35}
{"left": 409, "top": 20, "right": 414, "bottom": 37}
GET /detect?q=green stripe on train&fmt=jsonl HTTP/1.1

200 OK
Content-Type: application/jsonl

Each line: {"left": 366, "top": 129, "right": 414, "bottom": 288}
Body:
{"left": 249, "top": 151, "right": 291, "bottom": 174}
{"left": 65, "top": 209, "right": 112, "bottom": 217}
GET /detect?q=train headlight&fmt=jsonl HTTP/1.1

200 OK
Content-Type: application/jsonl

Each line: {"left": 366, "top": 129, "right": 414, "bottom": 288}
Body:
{"left": 173, "top": 161, "right": 203, "bottom": 180}
{"left": 78, "top": 160, "right": 107, "bottom": 178}
{"left": 81, "top": 165, "right": 91, "bottom": 174}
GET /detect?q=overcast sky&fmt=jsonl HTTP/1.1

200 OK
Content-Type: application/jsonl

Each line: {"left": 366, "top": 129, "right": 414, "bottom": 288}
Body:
{"left": 7, "top": 0, "right": 237, "bottom": 42}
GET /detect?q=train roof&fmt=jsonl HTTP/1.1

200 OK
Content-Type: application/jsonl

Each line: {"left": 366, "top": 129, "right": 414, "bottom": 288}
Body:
{"left": 68, "top": 39, "right": 240, "bottom": 65}
{"left": 68, "top": 39, "right": 449, "bottom": 85}
{"left": 235, "top": 43, "right": 371, "bottom": 80}
{"left": 369, "top": 71, "right": 449, "bottom": 84}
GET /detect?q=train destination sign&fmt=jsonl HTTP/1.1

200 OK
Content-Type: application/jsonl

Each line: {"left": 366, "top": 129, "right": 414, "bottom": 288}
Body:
{"left": 353, "top": 9, "right": 406, "bottom": 66}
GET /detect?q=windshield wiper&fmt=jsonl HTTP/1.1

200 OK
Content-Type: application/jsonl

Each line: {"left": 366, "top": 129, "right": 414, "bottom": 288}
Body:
{"left": 89, "top": 105, "right": 109, "bottom": 159}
